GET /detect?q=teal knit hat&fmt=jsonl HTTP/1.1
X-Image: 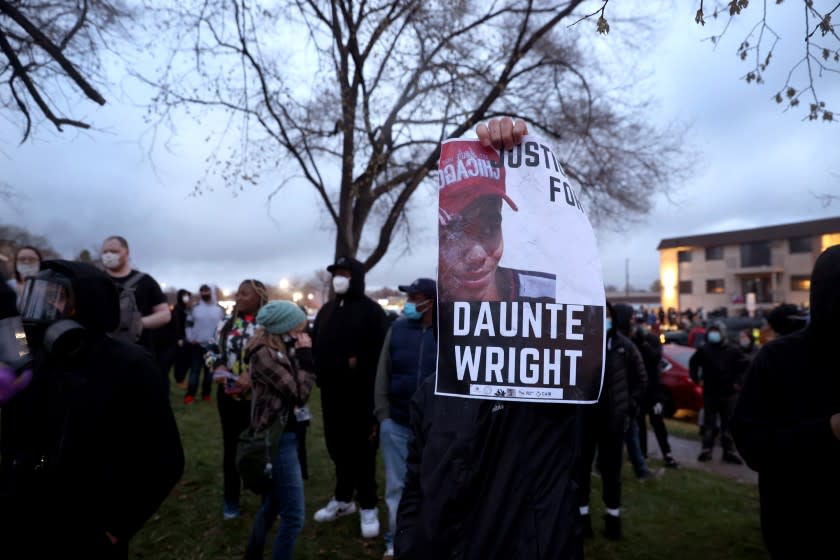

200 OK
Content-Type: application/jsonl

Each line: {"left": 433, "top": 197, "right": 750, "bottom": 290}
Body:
{"left": 256, "top": 300, "right": 307, "bottom": 335}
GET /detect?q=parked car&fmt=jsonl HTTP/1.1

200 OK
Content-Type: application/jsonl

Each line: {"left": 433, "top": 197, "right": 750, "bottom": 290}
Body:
{"left": 661, "top": 329, "right": 688, "bottom": 346}
{"left": 659, "top": 343, "right": 703, "bottom": 416}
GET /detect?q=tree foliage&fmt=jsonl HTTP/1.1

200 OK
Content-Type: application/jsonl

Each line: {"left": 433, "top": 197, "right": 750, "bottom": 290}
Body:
{"left": 140, "top": 0, "right": 687, "bottom": 271}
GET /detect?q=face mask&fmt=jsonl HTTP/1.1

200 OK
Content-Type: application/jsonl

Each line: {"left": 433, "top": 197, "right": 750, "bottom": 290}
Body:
{"left": 201, "top": 294, "right": 212, "bottom": 302}
{"left": 333, "top": 276, "right": 350, "bottom": 295}
{"left": 101, "top": 252, "right": 121, "bottom": 270}
{"left": 708, "top": 331, "right": 722, "bottom": 344}
{"left": 181, "top": 295, "right": 191, "bottom": 304}
{"left": 403, "top": 302, "right": 423, "bottom": 320}
{"left": 16, "top": 263, "right": 39, "bottom": 279}
{"left": 739, "top": 339, "right": 751, "bottom": 349}
{"left": 605, "top": 318, "right": 613, "bottom": 331}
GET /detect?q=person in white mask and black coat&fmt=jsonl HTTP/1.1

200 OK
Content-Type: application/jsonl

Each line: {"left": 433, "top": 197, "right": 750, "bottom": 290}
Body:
{"left": 311, "top": 256, "right": 388, "bottom": 540}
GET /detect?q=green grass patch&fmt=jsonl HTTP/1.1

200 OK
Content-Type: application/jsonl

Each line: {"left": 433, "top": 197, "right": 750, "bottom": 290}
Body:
{"left": 130, "top": 386, "right": 764, "bottom": 559}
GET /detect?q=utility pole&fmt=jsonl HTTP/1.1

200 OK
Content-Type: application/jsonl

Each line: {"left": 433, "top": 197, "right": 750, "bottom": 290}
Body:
{"left": 625, "top": 258, "right": 630, "bottom": 296}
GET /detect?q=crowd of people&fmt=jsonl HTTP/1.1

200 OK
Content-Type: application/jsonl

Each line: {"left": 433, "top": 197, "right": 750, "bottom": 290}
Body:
{"left": 0, "top": 118, "right": 838, "bottom": 560}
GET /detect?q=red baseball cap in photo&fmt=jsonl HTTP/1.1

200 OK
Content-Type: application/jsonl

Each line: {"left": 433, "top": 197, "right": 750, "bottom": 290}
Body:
{"left": 438, "top": 140, "right": 517, "bottom": 224}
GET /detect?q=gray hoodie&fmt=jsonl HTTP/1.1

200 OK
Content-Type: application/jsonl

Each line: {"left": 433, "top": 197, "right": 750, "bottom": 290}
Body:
{"left": 186, "top": 301, "right": 225, "bottom": 346}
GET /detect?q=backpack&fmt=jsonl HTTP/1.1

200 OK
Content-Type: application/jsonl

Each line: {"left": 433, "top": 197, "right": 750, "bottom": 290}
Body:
{"left": 111, "top": 272, "right": 146, "bottom": 343}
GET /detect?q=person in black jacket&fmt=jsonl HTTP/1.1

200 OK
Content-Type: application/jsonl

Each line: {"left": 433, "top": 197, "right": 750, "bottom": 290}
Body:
{"left": 690, "top": 322, "right": 749, "bottom": 463}
{"left": 576, "top": 303, "right": 647, "bottom": 540}
{"left": 732, "top": 245, "right": 840, "bottom": 559}
{"left": 311, "top": 256, "right": 388, "bottom": 538}
{"left": 612, "top": 303, "right": 658, "bottom": 481}
{"left": 0, "top": 261, "right": 184, "bottom": 559}
{"left": 395, "top": 116, "right": 583, "bottom": 560}
{"left": 632, "top": 320, "right": 679, "bottom": 468}
{"left": 172, "top": 288, "right": 193, "bottom": 387}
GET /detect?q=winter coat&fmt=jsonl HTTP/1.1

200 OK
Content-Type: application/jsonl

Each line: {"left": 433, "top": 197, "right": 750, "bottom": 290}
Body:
{"left": 312, "top": 257, "right": 387, "bottom": 417}
{"left": 732, "top": 246, "right": 840, "bottom": 559}
{"left": 395, "top": 375, "right": 583, "bottom": 560}
{"left": 689, "top": 341, "right": 749, "bottom": 398}
{"left": 0, "top": 260, "right": 184, "bottom": 559}
{"left": 611, "top": 304, "right": 648, "bottom": 417}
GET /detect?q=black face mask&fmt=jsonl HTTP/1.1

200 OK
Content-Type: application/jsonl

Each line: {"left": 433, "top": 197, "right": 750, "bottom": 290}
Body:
{"left": 201, "top": 294, "right": 212, "bottom": 302}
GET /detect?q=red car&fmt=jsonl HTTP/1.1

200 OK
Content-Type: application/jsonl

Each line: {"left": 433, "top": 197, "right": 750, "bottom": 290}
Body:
{"left": 659, "top": 344, "right": 703, "bottom": 415}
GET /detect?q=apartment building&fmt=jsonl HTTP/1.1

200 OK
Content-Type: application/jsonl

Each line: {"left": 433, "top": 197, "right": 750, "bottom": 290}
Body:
{"left": 658, "top": 217, "right": 840, "bottom": 315}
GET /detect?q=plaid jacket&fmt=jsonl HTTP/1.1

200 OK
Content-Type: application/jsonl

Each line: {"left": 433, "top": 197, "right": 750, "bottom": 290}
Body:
{"left": 248, "top": 344, "right": 315, "bottom": 432}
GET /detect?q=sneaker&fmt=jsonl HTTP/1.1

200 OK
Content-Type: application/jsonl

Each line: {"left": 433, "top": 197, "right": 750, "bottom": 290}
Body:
{"left": 175, "top": 381, "right": 188, "bottom": 390}
{"left": 223, "top": 503, "right": 240, "bottom": 520}
{"left": 722, "top": 451, "right": 744, "bottom": 465}
{"left": 202, "top": 395, "right": 212, "bottom": 402}
{"left": 184, "top": 395, "right": 195, "bottom": 405}
{"left": 604, "top": 514, "right": 622, "bottom": 540}
{"left": 360, "top": 508, "right": 380, "bottom": 539}
{"left": 383, "top": 546, "right": 394, "bottom": 560}
{"left": 313, "top": 498, "right": 356, "bottom": 522}
{"left": 637, "top": 467, "right": 664, "bottom": 482}
{"left": 663, "top": 455, "right": 680, "bottom": 469}
{"left": 697, "top": 449, "right": 713, "bottom": 462}
{"left": 580, "top": 514, "right": 593, "bottom": 539}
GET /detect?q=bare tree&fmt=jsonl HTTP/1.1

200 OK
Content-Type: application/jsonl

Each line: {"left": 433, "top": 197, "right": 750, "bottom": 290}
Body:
{"left": 0, "top": 0, "right": 129, "bottom": 142}
{"left": 139, "top": 1, "right": 688, "bottom": 271}
{"left": 694, "top": 0, "right": 840, "bottom": 121}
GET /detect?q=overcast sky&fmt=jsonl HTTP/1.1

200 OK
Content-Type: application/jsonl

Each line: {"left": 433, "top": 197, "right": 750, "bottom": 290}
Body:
{"left": 2, "top": 3, "right": 838, "bottom": 295}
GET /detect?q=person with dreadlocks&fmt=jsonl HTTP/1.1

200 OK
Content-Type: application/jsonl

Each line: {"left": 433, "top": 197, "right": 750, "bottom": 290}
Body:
{"left": 209, "top": 279, "right": 269, "bottom": 520}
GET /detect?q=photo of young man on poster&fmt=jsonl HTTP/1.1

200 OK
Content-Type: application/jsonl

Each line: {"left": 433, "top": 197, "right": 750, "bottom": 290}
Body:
{"left": 438, "top": 142, "right": 556, "bottom": 303}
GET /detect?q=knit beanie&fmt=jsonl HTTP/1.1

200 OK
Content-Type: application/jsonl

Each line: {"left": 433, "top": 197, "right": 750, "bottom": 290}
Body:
{"left": 256, "top": 300, "right": 307, "bottom": 335}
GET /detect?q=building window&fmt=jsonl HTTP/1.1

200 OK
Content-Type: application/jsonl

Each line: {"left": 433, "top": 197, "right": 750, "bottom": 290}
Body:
{"left": 705, "top": 246, "right": 724, "bottom": 260}
{"left": 678, "top": 250, "right": 693, "bottom": 263}
{"left": 789, "top": 236, "right": 813, "bottom": 254}
{"left": 679, "top": 280, "right": 693, "bottom": 294}
{"left": 706, "top": 279, "right": 725, "bottom": 294}
{"left": 790, "top": 275, "right": 811, "bottom": 292}
{"left": 740, "top": 241, "right": 771, "bottom": 267}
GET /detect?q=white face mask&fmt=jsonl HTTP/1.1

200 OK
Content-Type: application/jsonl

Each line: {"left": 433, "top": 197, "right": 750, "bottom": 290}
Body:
{"left": 181, "top": 295, "right": 191, "bottom": 304}
{"left": 101, "top": 251, "right": 122, "bottom": 270}
{"left": 16, "top": 263, "right": 39, "bottom": 279}
{"left": 332, "top": 276, "right": 350, "bottom": 295}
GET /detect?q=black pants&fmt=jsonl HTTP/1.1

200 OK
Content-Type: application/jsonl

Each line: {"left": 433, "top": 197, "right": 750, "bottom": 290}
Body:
{"left": 321, "top": 386, "right": 378, "bottom": 508}
{"left": 701, "top": 394, "right": 736, "bottom": 452}
{"left": 638, "top": 408, "right": 672, "bottom": 457}
{"left": 217, "top": 389, "right": 252, "bottom": 507}
{"left": 576, "top": 417, "right": 624, "bottom": 510}
{"left": 187, "top": 344, "right": 213, "bottom": 398}
{"left": 173, "top": 344, "right": 191, "bottom": 383}
{"left": 154, "top": 343, "right": 176, "bottom": 395}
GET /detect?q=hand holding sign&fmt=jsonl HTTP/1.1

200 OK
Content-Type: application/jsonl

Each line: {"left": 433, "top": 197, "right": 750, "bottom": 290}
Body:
{"left": 476, "top": 118, "right": 529, "bottom": 150}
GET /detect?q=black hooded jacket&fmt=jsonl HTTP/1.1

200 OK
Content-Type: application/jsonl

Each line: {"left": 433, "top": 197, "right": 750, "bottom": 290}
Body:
{"left": 611, "top": 304, "right": 648, "bottom": 416}
{"left": 395, "top": 375, "right": 583, "bottom": 560}
{"left": 0, "top": 261, "right": 184, "bottom": 558}
{"left": 312, "top": 258, "right": 388, "bottom": 407}
{"left": 732, "top": 246, "right": 840, "bottom": 559}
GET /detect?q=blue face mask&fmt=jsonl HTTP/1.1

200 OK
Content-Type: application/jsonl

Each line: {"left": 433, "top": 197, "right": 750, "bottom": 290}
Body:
{"left": 707, "top": 331, "right": 722, "bottom": 344}
{"left": 605, "top": 318, "right": 613, "bottom": 331}
{"left": 403, "top": 301, "right": 429, "bottom": 321}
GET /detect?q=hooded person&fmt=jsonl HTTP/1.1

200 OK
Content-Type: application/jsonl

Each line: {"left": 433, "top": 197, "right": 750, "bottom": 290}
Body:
{"left": 0, "top": 260, "right": 184, "bottom": 559}
{"left": 690, "top": 321, "right": 749, "bottom": 464}
{"left": 311, "top": 256, "right": 388, "bottom": 539}
{"left": 611, "top": 304, "right": 657, "bottom": 481}
{"left": 733, "top": 245, "right": 840, "bottom": 559}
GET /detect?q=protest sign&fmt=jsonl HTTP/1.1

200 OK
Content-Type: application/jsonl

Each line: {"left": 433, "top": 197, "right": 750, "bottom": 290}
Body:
{"left": 436, "top": 136, "right": 605, "bottom": 403}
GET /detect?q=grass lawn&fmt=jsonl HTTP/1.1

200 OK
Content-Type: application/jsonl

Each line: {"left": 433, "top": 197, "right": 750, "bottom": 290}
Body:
{"left": 130, "top": 386, "right": 766, "bottom": 560}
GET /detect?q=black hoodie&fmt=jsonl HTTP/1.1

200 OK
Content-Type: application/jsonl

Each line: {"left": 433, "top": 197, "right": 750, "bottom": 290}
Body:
{"left": 312, "top": 258, "right": 388, "bottom": 408}
{"left": 732, "top": 246, "right": 840, "bottom": 559}
{"left": 0, "top": 261, "right": 184, "bottom": 558}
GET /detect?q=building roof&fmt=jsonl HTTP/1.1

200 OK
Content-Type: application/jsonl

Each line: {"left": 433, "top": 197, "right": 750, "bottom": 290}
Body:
{"left": 657, "top": 216, "right": 840, "bottom": 250}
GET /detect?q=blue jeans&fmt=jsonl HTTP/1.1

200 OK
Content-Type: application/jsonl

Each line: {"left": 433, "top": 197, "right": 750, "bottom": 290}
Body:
{"left": 245, "top": 432, "right": 305, "bottom": 560}
{"left": 187, "top": 344, "right": 213, "bottom": 398}
{"left": 381, "top": 418, "right": 411, "bottom": 549}
{"left": 625, "top": 415, "right": 650, "bottom": 477}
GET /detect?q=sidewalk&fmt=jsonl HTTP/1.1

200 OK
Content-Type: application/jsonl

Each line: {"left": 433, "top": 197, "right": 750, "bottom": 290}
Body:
{"left": 646, "top": 432, "right": 758, "bottom": 485}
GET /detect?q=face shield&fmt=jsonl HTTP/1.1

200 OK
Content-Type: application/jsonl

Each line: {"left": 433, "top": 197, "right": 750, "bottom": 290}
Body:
{"left": 20, "top": 276, "right": 75, "bottom": 324}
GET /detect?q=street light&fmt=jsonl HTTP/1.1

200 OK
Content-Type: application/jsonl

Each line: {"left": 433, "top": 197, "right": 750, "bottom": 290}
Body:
{"left": 278, "top": 278, "right": 290, "bottom": 291}
{"left": 292, "top": 291, "right": 303, "bottom": 303}
{"left": 307, "top": 293, "right": 314, "bottom": 301}
{"left": 222, "top": 289, "right": 232, "bottom": 297}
